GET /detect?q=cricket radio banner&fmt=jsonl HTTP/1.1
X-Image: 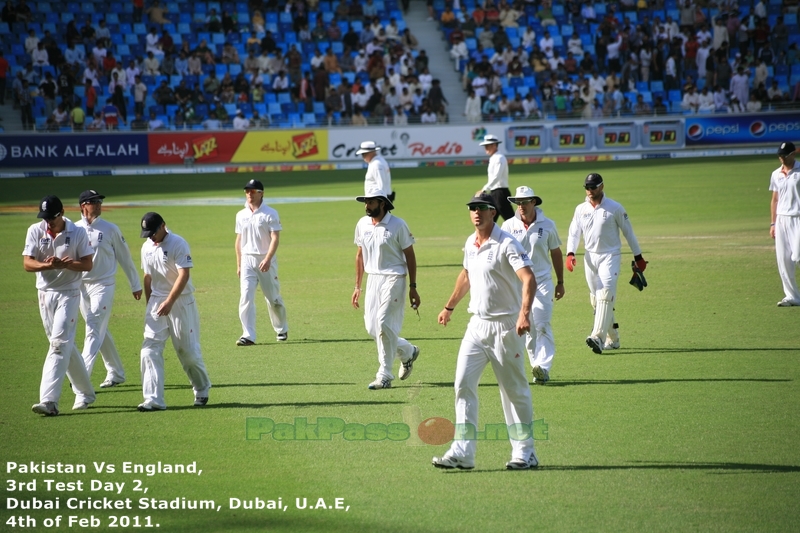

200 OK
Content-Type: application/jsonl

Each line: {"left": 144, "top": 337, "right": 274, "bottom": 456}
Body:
{"left": 148, "top": 131, "right": 246, "bottom": 165}
{"left": 232, "top": 130, "right": 329, "bottom": 162}
{"left": 0, "top": 134, "right": 149, "bottom": 168}
{"left": 685, "top": 113, "right": 800, "bottom": 146}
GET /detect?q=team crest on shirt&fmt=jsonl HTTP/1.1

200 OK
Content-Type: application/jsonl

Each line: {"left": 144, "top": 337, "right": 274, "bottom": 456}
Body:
{"left": 511, "top": 229, "right": 524, "bottom": 236}
{"left": 162, "top": 251, "right": 168, "bottom": 263}
{"left": 623, "top": 212, "right": 628, "bottom": 220}
{"left": 97, "top": 232, "right": 104, "bottom": 242}
{"left": 65, "top": 237, "right": 70, "bottom": 246}
{"left": 521, "top": 253, "right": 530, "bottom": 261}
{"left": 486, "top": 251, "right": 494, "bottom": 262}
{"left": 537, "top": 228, "right": 543, "bottom": 238}
{"left": 602, "top": 212, "right": 609, "bottom": 219}
{"left": 40, "top": 238, "right": 51, "bottom": 245}
{"left": 186, "top": 255, "right": 192, "bottom": 262}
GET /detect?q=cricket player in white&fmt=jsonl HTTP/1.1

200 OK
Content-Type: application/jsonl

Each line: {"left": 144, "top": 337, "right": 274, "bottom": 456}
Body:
{"left": 75, "top": 190, "right": 142, "bottom": 387}
{"left": 357, "top": 141, "right": 395, "bottom": 202}
{"left": 138, "top": 212, "right": 211, "bottom": 411}
{"left": 479, "top": 134, "right": 514, "bottom": 222}
{"left": 566, "top": 173, "right": 646, "bottom": 355}
{"left": 434, "top": 193, "right": 539, "bottom": 470}
{"left": 235, "top": 179, "right": 289, "bottom": 345}
{"left": 769, "top": 141, "right": 800, "bottom": 306}
{"left": 352, "top": 188, "right": 420, "bottom": 389}
{"left": 24, "top": 195, "right": 96, "bottom": 416}
{"left": 501, "top": 186, "right": 565, "bottom": 384}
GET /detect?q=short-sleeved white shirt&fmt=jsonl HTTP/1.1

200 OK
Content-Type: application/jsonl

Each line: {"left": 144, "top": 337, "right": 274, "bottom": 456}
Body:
{"left": 463, "top": 224, "right": 533, "bottom": 319}
{"left": 567, "top": 196, "right": 641, "bottom": 256}
{"left": 364, "top": 153, "right": 392, "bottom": 194}
{"left": 501, "top": 207, "right": 562, "bottom": 281}
{"left": 75, "top": 216, "right": 141, "bottom": 291}
{"left": 769, "top": 161, "right": 800, "bottom": 216}
{"left": 23, "top": 218, "right": 94, "bottom": 292}
{"left": 355, "top": 213, "right": 414, "bottom": 276}
{"left": 141, "top": 232, "right": 194, "bottom": 298}
{"left": 235, "top": 202, "right": 282, "bottom": 256}
{"left": 484, "top": 151, "right": 509, "bottom": 191}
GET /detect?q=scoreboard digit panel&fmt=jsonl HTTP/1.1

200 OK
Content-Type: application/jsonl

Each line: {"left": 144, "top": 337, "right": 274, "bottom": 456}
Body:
{"left": 507, "top": 127, "right": 548, "bottom": 153}
{"left": 641, "top": 120, "right": 684, "bottom": 148}
{"left": 550, "top": 126, "right": 592, "bottom": 152}
{"left": 596, "top": 123, "right": 636, "bottom": 150}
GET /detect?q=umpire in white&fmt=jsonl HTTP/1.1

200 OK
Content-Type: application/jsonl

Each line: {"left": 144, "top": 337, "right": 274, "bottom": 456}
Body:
{"left": 352, "top": 187, "right": 420, "bottom": 389}
{"left": 75, "top": 190, "right": 142, "bottom": 388}
{"left": 479, "top": 134, "right": 515, "bottom": 222}
{"left": 235, "top": 179, "right": 289, "bottom": 345}
{"left": 501, "top": 186, "right": 565, "bottom": 385}
{"left": 24, "top": 195, "right": 96, "bottom": 416}
{"left": 566, "top": 173, "right": 646, "bottom": 355}
{"left": 769, "top": 141, "right": 800, "bottom": 306}
{"left": 357, "top": 141, "right": 395, "bottom": 202}
{"left": 434, "top": 193, "right": 539, "bottom": 470}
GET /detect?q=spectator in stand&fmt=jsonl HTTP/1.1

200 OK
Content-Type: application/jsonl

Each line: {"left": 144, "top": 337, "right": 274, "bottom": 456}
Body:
{"left": 101, "top": 99, "right": 124, "bottom": 129}
{"left": 203, "top": 112, "right": 222, "bottom": 130}
{"left": 324, "top": 48, "right": 342, "bottom": 74}
{"left": 450, "top": 35, "right": 469, "bottom": 71}
{"left": 768, "top": 80, "right": 785, "bottom": 103}
{"left": 261, "top": 31, "right": 277, "bottom": 54}
{"left": 24, "top": 28, "right": 39, "bottom": 56}
{"left": 130, "top": 112, "right": 148, "bottom": 131}
{"left": 147, "top": 112, "right": 166, "bottom": 130}
{"left": 145, "top": 0, "right": 169, "bottom": 24}
{"left": 153, "top": 80, "right": 176, "bottom": 105}
{"left": 681, "top": 84, "right": 700, "bottom": 113}
{"left": 746, "top": 92, "right": 762, "bottom": 112}
{"left": 111, "top": 84, "right": 128, "bottom": 123}
{"left": 69, "top": 99, "right": 85, "bottom": 130}
{"left": 51, "top": 102, "right": 69, "bottom": 126}
{"left": 634, "top": 93, "right": 652, "bottom": 115}
{"left": 482, "top": 93, "right": 499, "bottom": 121}
{"left": 143, "top": 51, "right": 160, "bottom": 75}
{"left": 64, "top": 41, "right": 85, "bottom": 71}
{"left": 401, "top": 28, "right": 418, "bottom": 51}
{"left": 272, "top": 70, "right": 289, "bottom": 93}
{"left": 86, "top": 110, "right": 105, "bottom": 130}
{"left": 232, "top": 109, "right": 250, "bottom": 130}
{"left": 729, "top": 66, "right": 749, "bottom": 107}
{"left": 32, "top": 42, "right": 49, "bottom": 67}
{"left": 222, "top": 10, "right": 237, "bottom": 34}
{"left": 38, "top": 71, "right": 58, "bottom": 117}
{"left": 221, "top": 43, "right": 240, "bottom": 65}
{"left": 187, "top": 52, "right": 202, "bottom": 76}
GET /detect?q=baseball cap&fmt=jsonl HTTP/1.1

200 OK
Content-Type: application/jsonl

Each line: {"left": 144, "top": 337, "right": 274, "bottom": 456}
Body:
{"left": 140, "top": 212, "right": 165, "bottom": 238}
{"left": 777, "top": 141, "right": 796, "bottom": 157}
{"left": 79, "top": 189, "right": 106, "bottom": 204}
{"left": 466, "top": 192, "right": 496, "bottom": 209}
{"left": 479, "top": 134, "right": 502, "bottom": 146}
{"left": 356, "top": 187, "right": 394, "bottom": 211}
{"left": 508, "top": 186, "right": 543, "bottom": 206}
{"left": 356, "top": 141, "right": 380, "bottom": 155}
{"left": 584, "top": 173, "right": 604, "bottom": 189}
{"left": 243, "top": 179, "right": 264, "bottom": 191}
{"left": 37, "top": 195, "right": 63, "bottom": 219}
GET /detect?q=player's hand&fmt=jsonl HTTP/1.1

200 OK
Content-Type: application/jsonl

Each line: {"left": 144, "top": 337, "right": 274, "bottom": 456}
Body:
{"left": 566, "top": 254, "right": 576, "bottom": 272}
{"left": 132, "top": 290, "right": 143, "bottom": 300}
{"left": 516, "top": 310, "right": 531, "bottom": 336}
{"left": 259, "top": 258, "right": 271, "bottom": 272}
{"left": 156, "top": 299, "right": 174, "bottom": 316}
{"left": 555, "top": 282, "right": 565, "bottom": 300}
{"left": 409, "top": 288, "right": 420, "bottom": 309}
{"left": 351, "top": 288, "right": 361, "bottom": 309}
{"left": 438, "top": 308, "right": 452, "bottom": 326}
{"left": 634, "top": 254, "right": 647, "bottom": 272}
{"left": 237, "top": 265, "right": 241, "bottom": 278}
{"left": 770, "top": 226, "right": 776, "bottom": 239}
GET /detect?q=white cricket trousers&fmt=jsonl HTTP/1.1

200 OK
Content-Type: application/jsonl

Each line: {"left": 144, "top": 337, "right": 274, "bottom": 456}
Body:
{"left": 364, "top": 273, "right": 415, "bottom": 381}
{"left": 37, "top": 290, "right": 95, "bottom": 406}
{"left": 584, "top": 251, "right": 621, "bottom": 338}
{"left": 80, "top": 282, "right": 125, "bottom": 382}
{"left": 447, "top": 315, "right": 536, "bottom": 462}
{"left": 526, "top": 277, "right": 556, "bottom": 372}
{"left": 239, "top": 253, "right": 288, "bottom": 341}
{"left": 775, "top": 215, "right": 800, "bottom": 303}
{"left": 140, "top": 294, "right": 211, "bottom": 408}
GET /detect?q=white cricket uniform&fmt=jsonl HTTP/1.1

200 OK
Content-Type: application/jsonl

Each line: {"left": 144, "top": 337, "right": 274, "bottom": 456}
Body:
{"left": 355, "top": 212, "right": 416, "bottom": 381}
{"left": 769, "top": 161, "right": 800, "bottom": 303}
{"left": 502, "top": 208, "right": 562, "bottom": 372}
{"left": 484, "top": 152, "right": 514, "bottom": 221}
{"left": 364, "top": 154, "right": 392, "bottom": 195}
{"left": 75, "top": 216, "right": 141, "bottom": 383}
{"left": 446, "top": 224, "right": 536, "bottom": 464}
{"left": 140, "top": 232, "right": 211, "bottom": 408}
{"left": 23, "top": 218, "right": 96, "bottom": 408}
{"left": 567, "top": 196, "right": 641, "bottom": 343}
{"left": 235, "top": 202, "right": 288, "bottom": 341}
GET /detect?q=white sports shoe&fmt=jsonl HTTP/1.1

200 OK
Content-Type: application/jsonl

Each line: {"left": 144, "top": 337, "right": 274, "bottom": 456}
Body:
{"left": 603, "top": 340, "right": 620, "bottom": 350}
{"left": 368, "top": 378, "right": 392, "bottom": 390}
{"left": 506, "top": 451, "right": 540, "bottom": 470}
{"left": 100, "top": 378, "right": 124, "bottom": 388}
{"left": 777, "top": 299, "right": 800, "bottom": 307}
{"left": 32, "top": 402, "right": 59, "bottom": 416}
{"left": 137, "top": 401, "right": 166, "bottom": 412}
{"left": 399, "top": 345, "right": 420, "bottom": 380}
{"left": 532, "top": 365, "right": 549, "bottom": 385}
{"left": 72, "top": 400, "right": 93, "bottom": 410}
{"left": 432, "top": 455, "right": 475, "bottom": 470}
{"left": 194, "top": 396, "right": 208, "bottom": 407}
{"left": 586, "top": 336, "right": 603, "bottom": 354}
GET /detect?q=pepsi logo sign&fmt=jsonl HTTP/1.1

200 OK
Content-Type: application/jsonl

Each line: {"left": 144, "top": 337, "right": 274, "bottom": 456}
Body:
{"left": 749, "top": 121, "right": 766, "bottom": 137}
{"left": 686, "top": 124, "right": 703, "bottom": 141}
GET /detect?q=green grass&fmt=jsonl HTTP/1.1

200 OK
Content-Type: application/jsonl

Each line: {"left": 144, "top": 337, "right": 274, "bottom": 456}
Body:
{"left": 1, "top": 157, "right": 798, "bottom": 532}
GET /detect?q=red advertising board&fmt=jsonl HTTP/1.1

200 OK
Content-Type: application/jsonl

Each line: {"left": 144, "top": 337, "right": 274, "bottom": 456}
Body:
{"left": 148, "top": 132, "right": 247, "bottom": 165}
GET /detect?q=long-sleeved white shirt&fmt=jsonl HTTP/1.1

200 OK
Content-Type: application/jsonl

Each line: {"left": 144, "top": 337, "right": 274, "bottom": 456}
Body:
{"left": 76, "top": 216, "right": 141, "bottom": 291}
{"left": 567, "top": 196, "right": 641, "bottom": 256}
{"left": 484, "top": 151, "right": 509, "bottom": 191}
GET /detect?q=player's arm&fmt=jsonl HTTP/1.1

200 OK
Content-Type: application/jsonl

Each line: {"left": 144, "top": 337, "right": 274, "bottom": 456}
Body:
{"left": 550, "top": 247, "right": 565, "bottom": 299}
{"left": 113, "top": 230, "right": 143, "bottom": 299}
{"left": 260, "top": 230, "right": 279, "bottom": 272}
{"left": 438, "top": 269, "right": 470, "bottom": 326}
{"left": 143, "top": 274, "right": 152, "bottom": 303}
{"left": 352, "top": 246, "right": 365, "bottom": 309}
{"left": 402, "top": 245, "right": 420, "bottom": 308}
{"left": 617, "top": 207, "right": 646, "bottom": 270}
{"left": 770, "top": 191, "right": 778, "bottom": 239}
{"left": 156, "top": 267, "right": 190, "bottom": 316}
{"left": 61, "top": 254, "right": 93, "bottom": 272}
{"left": 566, "top": 214, "right": 580, "bottom": 272}
{"left": 515, "top": 265, "right": 536, "bottom": 335}
{"left": 235, "top": 233, "right": 242, "bottom": 277}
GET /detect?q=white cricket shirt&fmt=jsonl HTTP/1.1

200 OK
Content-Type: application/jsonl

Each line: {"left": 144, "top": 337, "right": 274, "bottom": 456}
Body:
{"left": 769, "top": 161, "right": 800, "bottom": 216}
{"left": 364, "top": 154, "right": 392, "bottom": 194}
{"left": 354, "top": 213, "right": 414, "bottom": 276}
{"left": 235, "top": 202, "right": 282, "bottom": 255}
{"left": 567, "top": 196, "right": 641, "bottom": 256}
{"left": 23, "top": 218, "right": 94, "bottom": 291}
{"left": 141, "top": 232, "right": 194, "bottom": 298}
{"left": 501, "top": 207, "right": 562, "bottom": 281}
{"left": 463, "top": 224, "right": 533, "bottom": 319}
{"left": 484, "top": 151, "right": 509, "bottom": 191}
{"left": 76, "top": 216, "right": 142, "bottom": 291}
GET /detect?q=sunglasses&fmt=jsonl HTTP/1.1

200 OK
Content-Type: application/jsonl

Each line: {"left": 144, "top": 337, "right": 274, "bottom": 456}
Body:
{"left": 82, "top": 200, "right": 103, "bottom": 205}
{"left": 43, "top": 214, "right": 61, "bottom": 222}
{"left": 584, "top": 185, "right": 600, "bottom": 191}
{"left": 469, "top": 204, "right": 493, "bottom": 212}
{"left": 516, "top": 199, "right": 534, "bottom": 205}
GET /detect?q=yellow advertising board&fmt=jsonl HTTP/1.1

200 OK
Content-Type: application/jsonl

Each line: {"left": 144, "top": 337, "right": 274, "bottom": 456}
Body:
{"left": 231, "top": 130, "right": 328, "bottom": 163}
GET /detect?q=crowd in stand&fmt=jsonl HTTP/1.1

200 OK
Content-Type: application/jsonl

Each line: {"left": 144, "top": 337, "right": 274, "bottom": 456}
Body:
{"left": 439, "top": 0, "right": 800, "bottom": 121}
{"left": 2, "top": 0, "right": 453, "bottom": 130}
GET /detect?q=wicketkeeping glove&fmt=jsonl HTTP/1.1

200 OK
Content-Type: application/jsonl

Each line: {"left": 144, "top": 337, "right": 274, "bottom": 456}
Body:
{"left": 629, "top": 260, "right": 647, "bottom": 291}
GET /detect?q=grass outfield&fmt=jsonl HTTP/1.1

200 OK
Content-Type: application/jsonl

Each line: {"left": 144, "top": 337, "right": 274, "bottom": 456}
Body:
{"left": 1, "top": 157, "right": 798, "bottom": 532}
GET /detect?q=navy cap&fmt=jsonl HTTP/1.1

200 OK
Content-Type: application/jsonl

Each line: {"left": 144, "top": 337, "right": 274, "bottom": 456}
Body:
{"left": 140, "top": 212, "right": 165, "bottom": 238}
{"left": 37, "top": 195, "right": 63, "bottom": 219}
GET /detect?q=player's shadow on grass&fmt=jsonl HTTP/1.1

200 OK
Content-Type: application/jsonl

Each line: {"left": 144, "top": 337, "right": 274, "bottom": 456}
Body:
{"left": 423, "top": 378, "right": 792, "bottom": 388}
{"left": 418, "top": 264, "right": 464, "bottom": 268}
{"left": 442, "top": 462, "right": 800, "bottom": 474}
{"left": 619, "top": 347, "right": 800, "bottom": 354}
{"left": 288, "top": 337, "right": 466, "bottom": 344}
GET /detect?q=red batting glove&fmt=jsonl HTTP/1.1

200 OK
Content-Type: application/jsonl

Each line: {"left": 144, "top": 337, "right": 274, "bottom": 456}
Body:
{"left": 634, "top": 255, "right": 647, "bottom": 272}
{"left": 566, "top": 253, "right": 576, "bottom": 272}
